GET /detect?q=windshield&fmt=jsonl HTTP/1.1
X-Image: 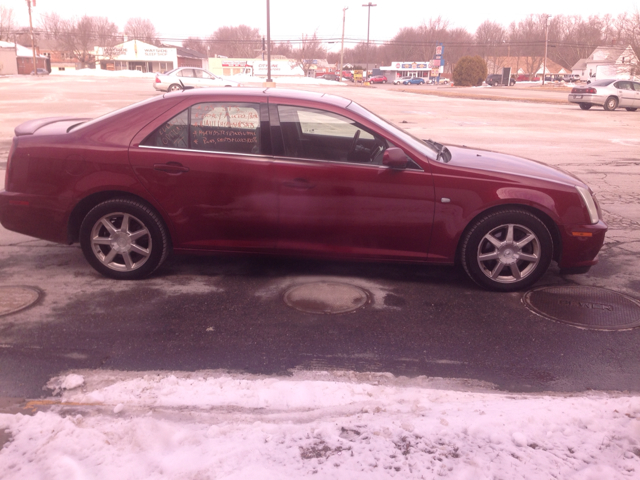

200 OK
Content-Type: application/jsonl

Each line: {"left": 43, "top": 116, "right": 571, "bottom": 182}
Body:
{"left": 347, "top": 101, "right": 439, "bottom": 160}
{"left": 69, "top": 95, "right": 164, "bottom": 132}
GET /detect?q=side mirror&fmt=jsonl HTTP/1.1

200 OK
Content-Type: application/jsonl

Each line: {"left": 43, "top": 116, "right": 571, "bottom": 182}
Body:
{"left": 383, "top": 147, "right": 409, "bottom": 169}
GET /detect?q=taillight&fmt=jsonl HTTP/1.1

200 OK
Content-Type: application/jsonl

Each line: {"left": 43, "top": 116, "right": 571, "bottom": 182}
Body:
{"left": 572, "top": 87, "right": 596, "bottom": 94}
{"left": 155, "top": 75, "right": 160, "bottom": 83}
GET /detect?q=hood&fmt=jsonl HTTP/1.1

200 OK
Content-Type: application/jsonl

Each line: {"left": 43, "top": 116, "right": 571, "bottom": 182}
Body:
{"left": 446, "top": 145, "right": 585, "bottom": 187}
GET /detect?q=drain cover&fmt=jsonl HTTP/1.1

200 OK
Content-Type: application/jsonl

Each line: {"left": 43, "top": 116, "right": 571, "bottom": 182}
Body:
{"left": 523, "top": 286, "right": 640, "bottom": 330}
{"left": 283, "top": 282, "right": 369, "bottom": 314}
{"left": 0, "top": 286, "right": 40, "bottom": 317}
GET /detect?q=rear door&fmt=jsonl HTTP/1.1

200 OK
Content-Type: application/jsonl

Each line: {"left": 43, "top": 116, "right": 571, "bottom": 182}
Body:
{"left": 632, "top": 82, "right": 640, "bottom": 107}
{"left": 129, "top": 97, "right": 278, "bottom": 252}
{"left": 614, "top": 81, "right": 635, "bottom": 107}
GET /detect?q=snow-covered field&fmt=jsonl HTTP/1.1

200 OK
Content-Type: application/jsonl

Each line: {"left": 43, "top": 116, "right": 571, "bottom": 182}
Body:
{"left": 1, "top": 370, "right": 638, "bottom": 479}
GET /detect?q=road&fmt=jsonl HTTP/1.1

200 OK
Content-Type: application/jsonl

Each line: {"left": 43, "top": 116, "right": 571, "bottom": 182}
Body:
{"left": 0, "top": 74, "right": 639, "bottom": 401}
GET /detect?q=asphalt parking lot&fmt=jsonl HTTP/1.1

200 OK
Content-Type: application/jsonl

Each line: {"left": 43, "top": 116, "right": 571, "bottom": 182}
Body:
{"left": 1, "top": 75, "right": 639, "bottom": 399}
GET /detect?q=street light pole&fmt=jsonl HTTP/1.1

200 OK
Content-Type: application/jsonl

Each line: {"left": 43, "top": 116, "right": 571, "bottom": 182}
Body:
{"left": 339, "top": 7, "right": 348, "bottom": 82}
{"left": 542, "top": 14, "right": 551, "bottom": 86}
{"left": 362, "top": 2, "right": 376, "bottom": 81}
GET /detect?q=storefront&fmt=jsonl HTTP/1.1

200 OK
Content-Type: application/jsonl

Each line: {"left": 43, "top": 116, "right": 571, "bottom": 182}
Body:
{"left": 208, "top": 57, "right": 304, "bottom": 77}
{"left": 380, "top": 61, "right": 433, "bottom": 81}
{"left": 94, "top": 40, "right": 206, "bottom": 73}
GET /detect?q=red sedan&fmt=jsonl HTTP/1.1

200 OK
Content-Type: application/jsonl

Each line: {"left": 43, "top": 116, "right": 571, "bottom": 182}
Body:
{"left": 0, "top": 89, "right": 606, "bottom": 291}
{"left": 368, "top": 75, "right": 388, "bottom": 84}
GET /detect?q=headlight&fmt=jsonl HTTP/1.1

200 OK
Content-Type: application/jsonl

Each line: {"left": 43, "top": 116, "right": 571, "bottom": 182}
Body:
{"left": 576, "top": 186, "right": 599, "bottom": 224}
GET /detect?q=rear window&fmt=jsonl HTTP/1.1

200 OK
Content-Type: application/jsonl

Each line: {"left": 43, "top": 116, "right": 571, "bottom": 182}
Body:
{"left": 590, "top": 79, "right": 615, "bottom": 87}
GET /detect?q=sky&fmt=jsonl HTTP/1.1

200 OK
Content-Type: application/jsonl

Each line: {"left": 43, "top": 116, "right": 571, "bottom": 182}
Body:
{"left": 1, "top": 369, "right": 639, "bottom": 479}
{"left": 5, "top": 0, "right": 640, "bottom": 48}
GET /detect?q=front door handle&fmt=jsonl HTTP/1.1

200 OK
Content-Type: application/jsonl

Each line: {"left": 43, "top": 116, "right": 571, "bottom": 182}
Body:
{"left": 153, "top": 162, "right": 190, "bottom": 174}
{"left": 283, "top": 178, "right": 316, "bottom": 190}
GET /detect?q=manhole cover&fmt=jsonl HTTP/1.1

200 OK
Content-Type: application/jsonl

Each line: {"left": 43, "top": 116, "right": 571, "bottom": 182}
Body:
{"left": 0, "top": 286, "right": 41, "bottom": 317}
{"left": 523, "top": 286, "right": 640, "bottom": 331}
{"left": 283, "top": 282, "right": 369, "bottom": 314}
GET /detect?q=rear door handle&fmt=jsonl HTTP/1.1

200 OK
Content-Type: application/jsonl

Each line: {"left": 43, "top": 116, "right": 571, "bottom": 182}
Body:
{"left": 283, "top": 178, "right": 316, "bottom": 190}
{"left": 153, "top": 162, "right": 190, "bottom": 174}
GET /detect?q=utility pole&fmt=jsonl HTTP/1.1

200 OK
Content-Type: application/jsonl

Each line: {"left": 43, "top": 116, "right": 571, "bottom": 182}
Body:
{"left": 27, "top": 0, "right": 37, "bottom": 75}
{"left": 542, "top": 14, "right": 551, "bottom": 86}
{"left": 339, "top": 7, "right": 348, "bottom": 82}
{"left": 266, "top": 0, "right": 273, "bottom": 85}
{"left": 362, "top": 2, "right": 376, "bottom": 81}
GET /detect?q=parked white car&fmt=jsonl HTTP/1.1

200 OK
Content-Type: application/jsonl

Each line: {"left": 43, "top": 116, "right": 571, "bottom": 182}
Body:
{"left": 154, "top": 67, "right": 240, "bottom": 92}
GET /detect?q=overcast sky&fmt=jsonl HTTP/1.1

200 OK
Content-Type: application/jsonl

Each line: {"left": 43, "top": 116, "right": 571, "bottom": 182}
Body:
{"left": 7, "top": 0, "right": 640, "bottom": 47}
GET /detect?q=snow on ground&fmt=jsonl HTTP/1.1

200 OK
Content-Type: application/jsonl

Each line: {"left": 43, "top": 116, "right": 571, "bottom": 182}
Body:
{"left": 1, "top": 370, "right": 639, "bottom": 479}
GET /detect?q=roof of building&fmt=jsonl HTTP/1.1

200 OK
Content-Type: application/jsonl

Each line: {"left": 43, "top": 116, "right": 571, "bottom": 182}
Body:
{"left": 0, "top": 41, "right": 47, "bottom": 58}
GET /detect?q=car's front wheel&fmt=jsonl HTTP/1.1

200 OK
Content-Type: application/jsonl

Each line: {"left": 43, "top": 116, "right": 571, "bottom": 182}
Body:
{"left": 461, "top": 209, "right": 553, "bottom": 291}
{"left": 579, "top": 103, "right": 592, "bottom": 110}
{"left": 80, "top": 199, "right": 171, "bottom": 280}
{"left": 604, "top": 96, "right": 619, "bottom": 111}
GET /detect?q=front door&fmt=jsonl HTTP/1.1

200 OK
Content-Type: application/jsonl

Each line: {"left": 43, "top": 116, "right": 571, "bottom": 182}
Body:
{"left": 129, "top": 100, "right": 278, "bottom": 252}
{"left": 272, "top": 104, "right": 435, "bottom": 260}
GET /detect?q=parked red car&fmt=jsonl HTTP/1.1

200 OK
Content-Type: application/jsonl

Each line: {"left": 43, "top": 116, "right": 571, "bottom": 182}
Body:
{"left": 368, "top": 75, "right": 388, "bottom": 84}
{"left": 0, "top": 89, "right": 606, "bottom": 291}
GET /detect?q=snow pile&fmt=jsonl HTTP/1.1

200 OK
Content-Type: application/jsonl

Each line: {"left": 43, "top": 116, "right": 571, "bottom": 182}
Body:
{"left": 0, "top": 370, "right": 639, "bottom": 479}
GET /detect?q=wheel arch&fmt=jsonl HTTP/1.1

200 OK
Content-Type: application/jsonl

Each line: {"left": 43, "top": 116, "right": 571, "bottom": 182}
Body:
{"left": 67, "top": 190, "right": 171, "bottom": 245}
{"left": 454, "top": 203, "right": 562, "bottom": 266}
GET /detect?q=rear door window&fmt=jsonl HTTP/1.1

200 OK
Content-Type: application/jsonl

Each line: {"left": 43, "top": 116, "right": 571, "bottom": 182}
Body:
{"left": 141, "top": 103, "right": 261, "bottom": 154}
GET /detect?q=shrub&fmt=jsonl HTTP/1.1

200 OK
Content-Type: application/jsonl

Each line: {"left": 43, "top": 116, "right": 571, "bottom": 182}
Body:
{"left": 452, "top": 56, "right": 488, "bottom": 86}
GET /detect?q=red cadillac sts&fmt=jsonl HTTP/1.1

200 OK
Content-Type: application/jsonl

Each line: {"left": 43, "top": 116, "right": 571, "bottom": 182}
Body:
{"left": 0, "top": 88, "right": 606, "bottom": 291}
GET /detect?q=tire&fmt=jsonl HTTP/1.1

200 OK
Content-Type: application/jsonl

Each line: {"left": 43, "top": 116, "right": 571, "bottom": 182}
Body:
{"left": 603, "top": 96, "right": 618, "bottom": 111}
{"left": 80, "top": 198, "right": 171, "bottom": 280}
{"left": 460, "top": 209, "right": 553, "bottom": 292}
{"left": 168, "top": 84, "right": 182, "bottom": 92}
{"left": 625, "top": 107, "right": 638, "bottom": 112}
{"left": 579, "top": 103, "right": 592, "bottom": 110}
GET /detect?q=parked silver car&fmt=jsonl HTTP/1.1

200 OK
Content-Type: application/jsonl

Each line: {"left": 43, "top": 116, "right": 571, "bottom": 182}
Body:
{"left": 154, "top": 67, "right": 240, "bottom": 92}
{"left": 568, "top": 79, "right": 640, "bottom": 111}
{"left": 393, "top": 76, "right": 412, "bottom": 85}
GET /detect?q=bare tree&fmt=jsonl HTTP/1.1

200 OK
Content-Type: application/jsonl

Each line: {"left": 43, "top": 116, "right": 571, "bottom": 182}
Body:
{"left": 48, "top": 15, "right": 119, "bottom": 68}
{"left": 291, "top": 32, "right": 327, "bottom": 76}
{"left": 208, "top": 25, "right": 261, "bottom": 58}
{"left": 443, "top": 28, "right": 475, "bottom": 74}
{"left": 475, "top": 20, "right": 508, "bottom": 72}
{"left": 620, "top": 9, "right": 640, "bottom": 60}
{"left": 183, "top": 36, "right": 208, "bottom": 55}
{"left": 124, "top": 17, "right": 158, "bottom": 45}
{"left": 509, "top": 15, "right": 547, "bottom": 80}
{"left": 0, "top": 5, "right": 16, "bottom": 41}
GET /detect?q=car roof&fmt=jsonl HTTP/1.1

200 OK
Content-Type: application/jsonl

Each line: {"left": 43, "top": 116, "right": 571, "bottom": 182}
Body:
{"left": 173, "top": 87, "right": 353, "bottom": 108}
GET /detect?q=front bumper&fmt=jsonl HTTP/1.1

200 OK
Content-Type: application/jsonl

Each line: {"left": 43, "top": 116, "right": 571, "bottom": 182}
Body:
{"left": 558, "top": 220, "right": 608, "bottom": 270}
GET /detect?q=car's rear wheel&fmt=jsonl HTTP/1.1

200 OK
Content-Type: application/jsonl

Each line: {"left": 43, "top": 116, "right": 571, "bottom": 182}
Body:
{"left": 168, "top": 84, "right": 182, "bottom": 92}
{"left": 626, "top": 107, "right": 638, "bottom": 112}
{"left": 80, "top": 199, "right": 170, "bottom": 280}
{"left": 604, "top": 96, "right": 618, "bottom": 111}
{"left": 579, "top": 103, "right": 592, "bottom": 110}
{"left": 461, "top": 209, "right": 553, "bottom": 292}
